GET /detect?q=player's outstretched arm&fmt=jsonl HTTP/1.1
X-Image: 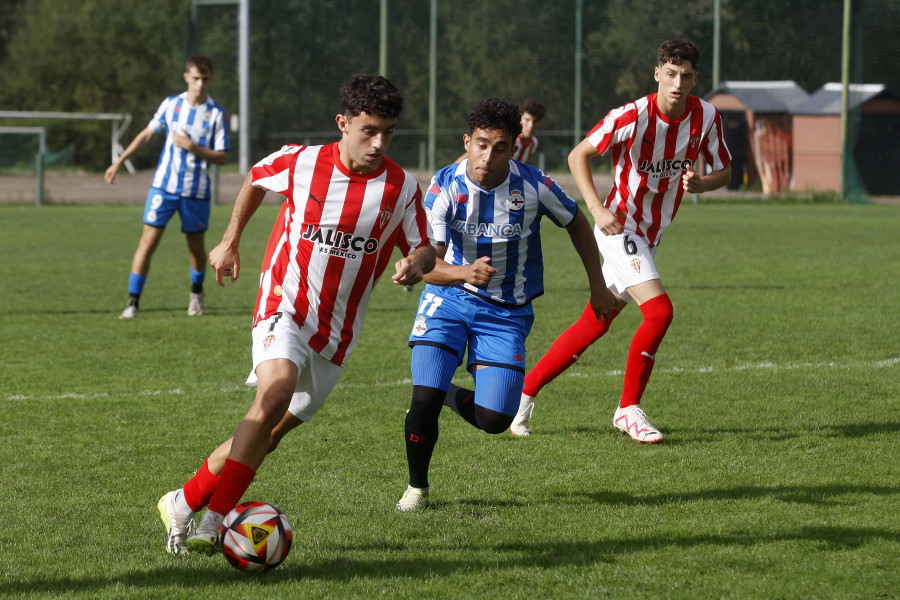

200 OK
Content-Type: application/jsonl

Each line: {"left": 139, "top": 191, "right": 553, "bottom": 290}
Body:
{"left": 392, "top": 245, "right": 437, "bottom": 286}
{"left": 568, "top": 139, "right": 621, "bottom": 236}
{"left": 209, "top": 173, "right": 266, "bottom": 286}
{"left": 566, "top": 210, "right": 618, "bottom": 320}
{"left": 104, "top": 127, "right": 155, "bottom": 184}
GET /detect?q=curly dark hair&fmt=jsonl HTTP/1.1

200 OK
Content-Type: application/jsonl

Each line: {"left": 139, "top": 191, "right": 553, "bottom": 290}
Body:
{"left": 520, "top": 99, "right": 546, "bottom": 121}
{"left": 341, "top": 74, "right": 403, "bottom": 119}
{"left": 657, "top": 40, "right": 700, "bottom": 69}
{"left": 467, "top": 98, "right": 522, "bottom": 139}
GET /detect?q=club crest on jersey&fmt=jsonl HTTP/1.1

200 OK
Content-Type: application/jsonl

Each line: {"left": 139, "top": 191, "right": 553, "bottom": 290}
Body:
{"left": 631, "top": 258, "right": 641, "bottom": 273}
{"left": 378, "top": 206, "right": 394, "bottom": 229}
{"left": 689, "top": 134, "right": 701, "bottom": 149}
{"left": 506, "top": 190, "right": 525, "bottom": 211}
{"left": 412, "top": 316, "right": 428, "bottom": 336}
{"left": 263, "top": 334, "right": 276, "bottom": 351}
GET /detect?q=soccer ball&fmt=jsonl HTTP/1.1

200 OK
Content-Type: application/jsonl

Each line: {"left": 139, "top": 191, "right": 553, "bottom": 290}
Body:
{"left": 219, "top": 501, "right": 293, "bottom": 573}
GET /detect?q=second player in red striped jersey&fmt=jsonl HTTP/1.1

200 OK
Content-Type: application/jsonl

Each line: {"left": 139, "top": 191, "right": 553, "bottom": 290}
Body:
{"left": 512, "top": 40, "right": 732, "bottom": 443}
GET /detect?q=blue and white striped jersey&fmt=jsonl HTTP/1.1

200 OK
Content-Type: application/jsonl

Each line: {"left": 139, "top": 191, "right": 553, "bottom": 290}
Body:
{"left": 148, "top": 92, "right": 229, "bottom": 199}
{"left": 425, "top": 160, "right": 579, "bottom": 306}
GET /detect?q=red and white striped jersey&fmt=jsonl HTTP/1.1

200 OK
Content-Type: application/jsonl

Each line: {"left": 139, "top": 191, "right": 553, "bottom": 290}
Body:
{"left": 586, "top": 94, "right": 731, "bottom": 247}
{"left": 250, "top": 142, "right": 432, "bottom": 366}
{"left": 512, "top": 135, "right": 539, "bottom": 164}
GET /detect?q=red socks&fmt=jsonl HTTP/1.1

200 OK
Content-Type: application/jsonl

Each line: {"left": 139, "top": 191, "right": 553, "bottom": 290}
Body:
{"left": 182, "top": 459, "right": 220, "bottom": 512}
{"left": 522, "top": 302, "right": 620, "bottom": 397}
{"left": 620, "top": 294, "right": 673, "bottom": 408}
{"left": 207, "top": 459, "right": 257, "bottom": 516}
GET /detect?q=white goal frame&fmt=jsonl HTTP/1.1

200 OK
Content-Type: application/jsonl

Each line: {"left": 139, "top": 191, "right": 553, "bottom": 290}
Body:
{"left": 0, "top": 125, "right": 47, "bottom": 205}
{"left": 0, "top": 110, "right": 135, "bottom": 174}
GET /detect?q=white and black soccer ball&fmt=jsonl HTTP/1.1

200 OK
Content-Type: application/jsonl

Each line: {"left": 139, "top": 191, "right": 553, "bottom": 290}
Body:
{"left": 219, "top": 501, "right": 293, "bottom": 573}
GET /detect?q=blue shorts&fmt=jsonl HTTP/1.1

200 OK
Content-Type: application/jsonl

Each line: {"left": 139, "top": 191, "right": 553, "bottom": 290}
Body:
{"left": 408, "top": 284, "right": 534, "bottom": 373}
{"left": 143, "top": 187, "right": 210, "bottom": 233}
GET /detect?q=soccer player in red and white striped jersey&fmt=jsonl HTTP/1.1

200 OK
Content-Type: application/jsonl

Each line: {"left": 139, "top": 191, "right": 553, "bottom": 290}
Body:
{"left": 155, "top": 75, "right": 436, "bottom": 555}
{"left": 511, "top": 40, "right": 732, "bottom": 443}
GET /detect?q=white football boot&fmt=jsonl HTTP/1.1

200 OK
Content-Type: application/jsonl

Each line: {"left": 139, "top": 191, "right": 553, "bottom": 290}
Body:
{"left": 510, "top": 394, "right": 535, "bottom": 436}
{"left": 119, "top": 304, "right": 138, "bottom": 319}
{"left": 613, "top": 405, "right": 663, "bottom": 443}
{"left": 187, "top": 292, "right": 205, "bottom": 316}
{"left": 157, "top": 490, "right": 195, "bottom": 554}
{"left": 187, "top": 510, "right": 224, "bottom": 555}
{"left": 396, "top": 486, "right": 429, "bottom": 512}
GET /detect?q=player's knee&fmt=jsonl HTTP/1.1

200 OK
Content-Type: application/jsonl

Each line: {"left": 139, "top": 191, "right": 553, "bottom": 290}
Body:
{"left": 475, "top": 405, "right": 514, "bottom": 434}
{"left": 642, "top": 293, "right": 674, "bottom": 329}
{"left": 406, "top": 386, "right": 444, "bottom": 430}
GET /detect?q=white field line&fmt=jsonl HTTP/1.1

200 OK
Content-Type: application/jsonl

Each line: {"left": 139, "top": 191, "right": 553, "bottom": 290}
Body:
{"left": 3, "top": 357, "right": 897, "bottom": 402}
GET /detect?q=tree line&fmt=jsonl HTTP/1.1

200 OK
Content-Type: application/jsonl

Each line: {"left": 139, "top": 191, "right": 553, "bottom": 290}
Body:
{"left": 0, "top": 0, "right": 896, "bottom": 171}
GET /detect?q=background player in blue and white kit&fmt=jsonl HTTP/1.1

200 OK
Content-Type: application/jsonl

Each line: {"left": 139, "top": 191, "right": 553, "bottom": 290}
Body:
{"left": 396, "top": 98, "right": 618, "bottom": 511}
{"left": 105, "top": 55, "right": 229, "bottom": 319}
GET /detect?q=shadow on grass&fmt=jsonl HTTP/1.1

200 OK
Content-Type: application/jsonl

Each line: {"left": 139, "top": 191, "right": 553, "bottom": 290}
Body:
{"left": 565, "top": 421, "right": 900, "bottom": 443}
{"left": 674, "top": 421, "right": 900, "bottom": 443}
{"left": 6, "top": 524, "right": 898, "bottom": 593}
{"left": 570, "top": 483, "right": 900, "bottom": 507}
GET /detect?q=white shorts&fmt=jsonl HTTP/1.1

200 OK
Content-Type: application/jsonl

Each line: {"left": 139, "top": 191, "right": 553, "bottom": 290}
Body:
{"left": 246, "top": 312, "right": 343, "bottom": 422}
{"left": 594, "top": 226, "right": 660, "bottom": 303}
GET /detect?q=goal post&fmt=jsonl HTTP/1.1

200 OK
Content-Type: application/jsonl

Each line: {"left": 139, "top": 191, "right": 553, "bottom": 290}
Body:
{"left": 0, "top": 126, "right": 46, "bottom": 205}
{"left": 0, "top": 110, "right": 134, "bottom": 173}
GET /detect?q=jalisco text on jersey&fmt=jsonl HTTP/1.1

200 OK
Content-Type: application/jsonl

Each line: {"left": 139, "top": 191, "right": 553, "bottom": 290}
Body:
{"left": 638, "top": 158, "right": 694, "bottom": 174}
{"left": 450, "top": 220, "right": 524, "bottom": 238}
{"left": 301, "top": 224, "right": 379, "bottom": 253}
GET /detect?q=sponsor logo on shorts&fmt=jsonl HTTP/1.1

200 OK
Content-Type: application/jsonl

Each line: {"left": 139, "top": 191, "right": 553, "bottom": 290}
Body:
{"left": 412, "top": 316, "right": 428, "bottom": 336}
{"left": 514, "top": 353, "right": 524, "bottom": 362}
{"left": 263, "top": 334, "right": 276, "bottom": 350}
{"left": 631, "top": 258, "right": 641, "bottom": 273}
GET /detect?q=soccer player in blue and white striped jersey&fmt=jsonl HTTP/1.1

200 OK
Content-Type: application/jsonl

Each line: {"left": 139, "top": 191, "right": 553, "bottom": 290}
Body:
{"left": 106, "top": 55, "right": 229, "bottom": 319}
{"left": 396, "top": 98, "right": 618, "bottom": 512}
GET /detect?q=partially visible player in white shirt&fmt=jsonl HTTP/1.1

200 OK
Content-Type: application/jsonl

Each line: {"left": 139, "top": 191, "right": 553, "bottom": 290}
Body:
{"left": 106, "top": 55, "right": 229, "bottom": 319}
{"left": 153, "top": 75, "right": 436, "bottom": 556}
{"left": 512, "top": 39, "right": 732, "bottom": 443}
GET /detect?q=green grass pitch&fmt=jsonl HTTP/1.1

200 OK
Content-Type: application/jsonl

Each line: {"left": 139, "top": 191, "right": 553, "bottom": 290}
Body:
{"left": 0, "top": 200, "right": 898, "bottom": 599}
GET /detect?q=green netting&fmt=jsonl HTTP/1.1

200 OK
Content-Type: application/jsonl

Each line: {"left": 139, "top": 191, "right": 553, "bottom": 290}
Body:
{"left": 1, "top": 0, "right": 896, "bottom": 199}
